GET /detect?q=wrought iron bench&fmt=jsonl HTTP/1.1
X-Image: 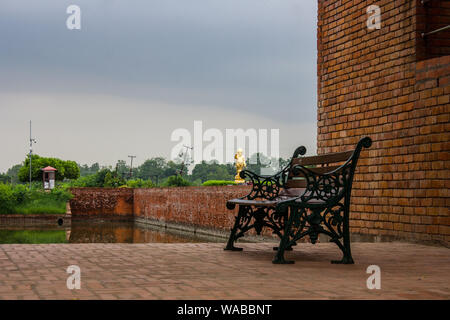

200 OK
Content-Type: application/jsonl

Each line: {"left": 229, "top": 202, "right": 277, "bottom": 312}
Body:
{"left": 225, "top": 137, "right": 372, "bottom": 265}
{"left": 224, "top": 145, "right": 307, "bottom": 251}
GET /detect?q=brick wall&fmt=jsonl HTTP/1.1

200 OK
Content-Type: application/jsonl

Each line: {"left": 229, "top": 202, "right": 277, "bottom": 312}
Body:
{"left": 317, "top": 0, "right": 449, "bottom": 246}
{"left": 69, "top": 186, "right": 252, "bottom": 233}
{"left": 133, "top": 186, "right": 251, "bottom": 232}
{"left": 70, "top": 188, "right": 134, "bottom": 217}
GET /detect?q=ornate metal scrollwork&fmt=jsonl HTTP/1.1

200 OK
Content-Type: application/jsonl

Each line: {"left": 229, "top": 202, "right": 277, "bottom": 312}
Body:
{"left": 224, "top": 204, "right": 291, "bottom": 251}
{"left": 279, "top": 203, "right": 346, "bottom": 250}
{"left": 224, "top": 145, "right": 307, "bottom": 251}
{"left": 235, "top": 206, "right": 287, "bottom": 239}
{"left": 323, "top": 203, "right": 345, "bottom": 241}
{"left": 239, "top": 167, "right": 289, "bottom": 201}
{"left": 273, "top": 137, "right": 373, "bottom": 264}
{"left": 292, "top": 161, "right": 352, "bottom": 205}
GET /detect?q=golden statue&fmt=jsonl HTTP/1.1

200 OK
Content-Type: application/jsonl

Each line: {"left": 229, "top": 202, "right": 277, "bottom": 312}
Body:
{"left": 234, "top": 148, "right": 246, "bottom": 184}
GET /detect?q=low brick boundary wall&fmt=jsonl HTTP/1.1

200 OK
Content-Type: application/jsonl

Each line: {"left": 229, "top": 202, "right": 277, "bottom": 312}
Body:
{"left": 0, "top": 214, "right": 71, "bottom": 227}
{"left": 69, "top": 186, "right": 252, "bottom": 234}
{"left": 133, "top": 186, "right": 250, "bottom": 232}
{"left": 70, "top": 188, "right": 134, "bottom": 217}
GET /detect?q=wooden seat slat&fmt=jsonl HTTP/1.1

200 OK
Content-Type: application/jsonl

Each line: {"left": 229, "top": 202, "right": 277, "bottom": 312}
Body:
{"left": 288, "top": 165, "right": 342, "bottom": 177}
{"left": 291, "top": 150, "right": 353, "bottom": 166}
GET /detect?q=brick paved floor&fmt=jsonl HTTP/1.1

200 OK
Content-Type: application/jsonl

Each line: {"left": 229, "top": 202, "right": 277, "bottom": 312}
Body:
{"left": 0, "top": 242, "right": 448, "bottom": 300}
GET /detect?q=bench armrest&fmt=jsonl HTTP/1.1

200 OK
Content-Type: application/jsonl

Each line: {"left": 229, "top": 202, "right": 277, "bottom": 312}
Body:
{"left": 237, "top": 145, "right": 307, "bottom": 201}
{"left": 291, "top": 137, "right": 372, "bottom": 205}
{"left": 291, "top": 164, "right": 345, "bottom": 204}
{"left": 238, "top": 167, "right": 290, "bottom": 201}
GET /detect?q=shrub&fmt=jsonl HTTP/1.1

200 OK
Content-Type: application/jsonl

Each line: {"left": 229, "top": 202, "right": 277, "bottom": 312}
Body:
{"left": 67, "top": 174, "right": 98, "bottom": 187}
{"left": 67, "top": 168, "right": 126, "bottom": 188}
{"left": 126, "top": 179, "right": 154, "bottom": 188}
{"left": 0, "top": 184, "right": 15, "bottom": 213}
{"left": 103, "top": 171, "right": 125, "bottom": 188}
{"left": 0, "top": 183, "right": 72, "bottom": 214}
{"left": 202, "top": 180, "right": 237, "bottom": 186}
{"left": 11, "top": 184, "right": 29, "bottom": 204}
{"left": 164, "top": 175, "right": 191, "bottom": 187}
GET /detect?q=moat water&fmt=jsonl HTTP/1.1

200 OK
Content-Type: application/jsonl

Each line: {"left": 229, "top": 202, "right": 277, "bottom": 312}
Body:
{"left": 0, "top": 220, "right": 227, "bottom": 244}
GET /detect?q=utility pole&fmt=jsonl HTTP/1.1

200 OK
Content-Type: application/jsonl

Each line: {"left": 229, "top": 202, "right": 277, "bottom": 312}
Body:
{"left": 128, "top": 155, "right": 136, "bottom": 179}
{"left": 29, "top": 121, "right": 37, "bottom": 189}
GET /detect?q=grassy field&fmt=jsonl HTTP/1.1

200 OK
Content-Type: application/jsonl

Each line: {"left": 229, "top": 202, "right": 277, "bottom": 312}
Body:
{"left": 0, "top": 183, "right": 71, "bottom": 215}
{"left": 12, "top": 198, "right": 68, "bottom": 214}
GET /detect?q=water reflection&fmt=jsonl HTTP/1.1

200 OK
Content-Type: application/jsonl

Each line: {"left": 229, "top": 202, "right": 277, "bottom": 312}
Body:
{"left": 0, "top": 220, "right": 225, "bottom": 244}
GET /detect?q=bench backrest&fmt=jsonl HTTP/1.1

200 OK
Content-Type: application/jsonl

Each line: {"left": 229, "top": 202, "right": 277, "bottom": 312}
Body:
{"left": 285, "top": 150, "right": 354, "bottom": 189}
{"left": 282, "top": 137, "right": 372, "bottom": 203}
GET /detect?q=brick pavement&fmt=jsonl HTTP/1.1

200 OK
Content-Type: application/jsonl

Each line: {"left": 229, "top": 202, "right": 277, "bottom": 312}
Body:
{"left": 0, "top": 242, "right": 448, "bottom": 300}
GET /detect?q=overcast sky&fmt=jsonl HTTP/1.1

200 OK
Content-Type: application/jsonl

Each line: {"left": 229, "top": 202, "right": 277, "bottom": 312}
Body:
{"left": 0, "top": 0, "right": 318, "bottom": 172}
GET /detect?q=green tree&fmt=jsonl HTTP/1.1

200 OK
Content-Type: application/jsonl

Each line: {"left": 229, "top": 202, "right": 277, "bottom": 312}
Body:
{"left": 164, "top": 175, "right": 191, "bottom": 187}
{"left": 79, "top": 162, "right": 101, "bottom": 176}
{"left": 6, "top": 164, "right": 22, "bottom": 184}
{"left": 115, "top": 160, "right": 129, "bottom": 179}
{"left": 0, "top": 173, "right": 11, "bottom": 184}
{"left": 79, "top": 164, "right": 89, "bottom": 176}
{"left": 246, "top": 153, "right": 271, "bottom": 175}
{"left": 18, "top": 155, "right": 80, "bottom": 182}
{"left": 136, "top": 157, "right": 185, "bottom": 182}
{"left": 165, "top": 160, "right": 184, "bottom": 177}
{"left": 0, "top": 183, "right": 14, "bottom": 213}
{"left": 63, "top": 160, "right": 80, "bottom": 180}
{"left": 191, "top": 160, "right": 235, "bottom": 183}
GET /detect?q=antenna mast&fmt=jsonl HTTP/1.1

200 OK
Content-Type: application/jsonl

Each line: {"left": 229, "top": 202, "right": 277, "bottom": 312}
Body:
{"left": 29, "top": 121, "right": 37, "bottom": 189}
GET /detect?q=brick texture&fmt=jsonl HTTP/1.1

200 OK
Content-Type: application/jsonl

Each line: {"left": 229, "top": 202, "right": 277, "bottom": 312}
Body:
{"left": 0, "top": 242, "right": 449, "bottom": 299}
{"left": 134, "top": 186, "right": 251, "bottom": 232}
{"left": 70, "top": 186, "right": 252, "bottom": 233}
{"left": 70, "top": 188, "right": 134, "bottom": 217}
{"left": 317, "top": 0, "right": 449, "bottom": 246}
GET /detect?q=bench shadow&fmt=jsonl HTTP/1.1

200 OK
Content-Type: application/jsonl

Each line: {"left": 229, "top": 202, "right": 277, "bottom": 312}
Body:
{"left": 226, "top": 244, "right": 345, "bottom": 264}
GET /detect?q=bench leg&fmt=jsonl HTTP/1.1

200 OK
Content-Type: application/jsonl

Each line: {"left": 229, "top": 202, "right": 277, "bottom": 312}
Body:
{"left": 272, "top": 208, "right": 295, "bottom": 264}
{"left": 224, "top": 207, "right": 245, "bottom": 251}
{"left": 273, "top": 242, "right": 295, "bottom": 251}
{"left": 331, "top": 206, "right": 354, "bottom": 264}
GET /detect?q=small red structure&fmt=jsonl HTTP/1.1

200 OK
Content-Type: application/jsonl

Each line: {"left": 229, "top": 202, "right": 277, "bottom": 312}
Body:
{"left": 41, "top": 166, "right": 57, "bottom": 190}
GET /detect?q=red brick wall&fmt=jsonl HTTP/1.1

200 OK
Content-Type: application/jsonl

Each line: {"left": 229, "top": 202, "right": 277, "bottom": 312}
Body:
{"left": 317, "top": 0, "right": 449, "bottom": 246}
{"left": 70, "top": 188, "right": 134, "bottom": 217}
{"left": 134, "top": 186, "right": 251, "bottom": 232}
{"left": 69, "top": 186, "right": 252, "bottom": 232}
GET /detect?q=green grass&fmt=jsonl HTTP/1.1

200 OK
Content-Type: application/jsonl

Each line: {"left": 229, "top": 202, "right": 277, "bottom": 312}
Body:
{"left": 0, "top": 183, "right": 72, "bottom": 214}
{"left": 12, "top": 199, "right": 67, "bottom": 214}
{"left": 0, "top": 230, "right": 67, "bottom": 244}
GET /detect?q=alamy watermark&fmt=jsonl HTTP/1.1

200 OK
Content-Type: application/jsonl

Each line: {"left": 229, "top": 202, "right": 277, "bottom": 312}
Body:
{"left": 66, "top": 265, "right": 81, "bottom": 290}
{"left": 366, "top": 265, "right": 381, "bottom": 290}
{"left": 367, "top": 5, "right": 381, "bottom": 30}
{"left": 66, "top": 5, "right": 381, "bottom": 32}
{"left": 66, "top": 5, "right": 81, "bottom": 30}
{"left": 171, "top": 121, "right": 281, "bottom": 173}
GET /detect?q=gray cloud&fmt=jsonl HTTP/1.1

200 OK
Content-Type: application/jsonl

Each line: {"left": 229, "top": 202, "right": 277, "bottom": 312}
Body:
{"left": 0, "top": 0, "right": 317, "bottom": 171}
